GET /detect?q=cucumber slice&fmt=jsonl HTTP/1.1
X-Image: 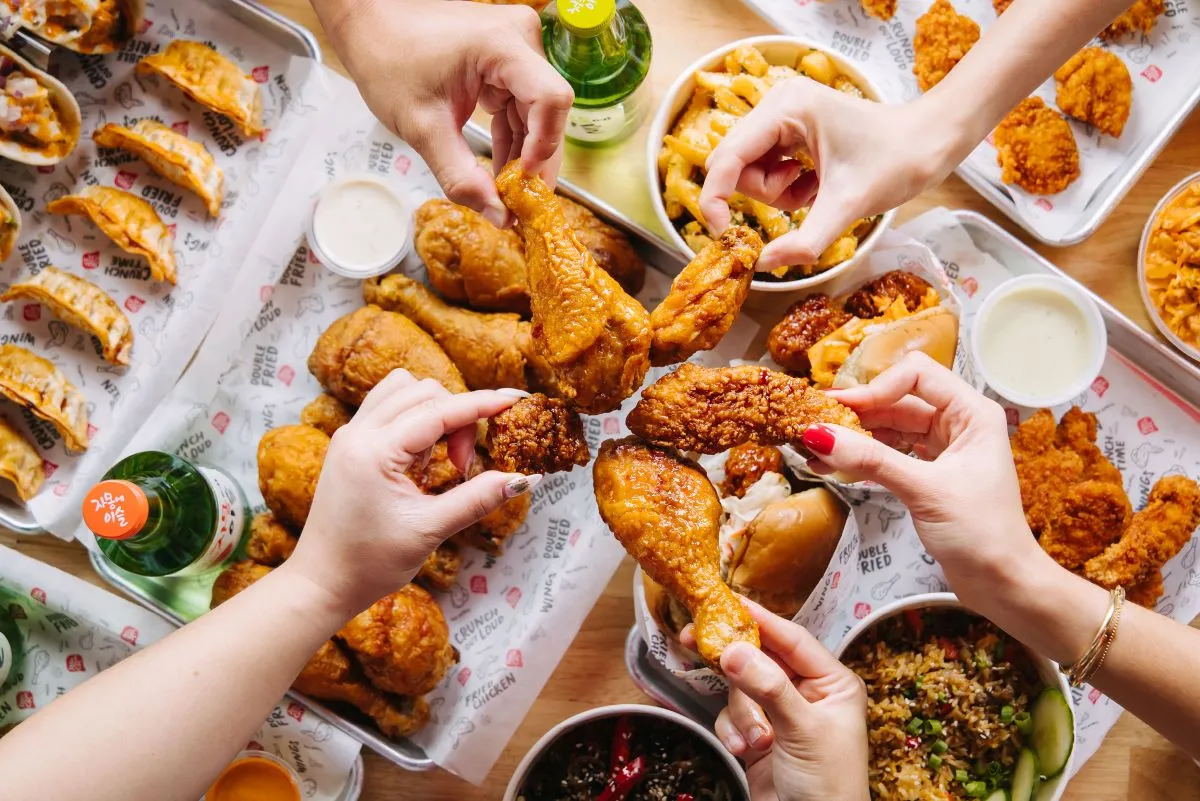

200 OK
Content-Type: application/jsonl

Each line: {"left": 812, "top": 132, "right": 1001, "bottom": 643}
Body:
{"left": 984, "top": 791, "right": 1009, "bottom": 801}
{"left": 1030, "top": 688, "right": 1074, "bottom": 778}
{"left": 1010, "top": 748, "right": 1039, "bottom": 801}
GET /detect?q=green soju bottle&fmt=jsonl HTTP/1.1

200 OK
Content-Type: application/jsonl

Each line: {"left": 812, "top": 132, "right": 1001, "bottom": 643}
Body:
{"left": 541, "top": 0, "right": 652, "bottom": 147}
{"left": 82, "top": 451, "right": 250, "bottom": 578}
{"left": 0, "top": 588, "right": 25, "bottom": 694}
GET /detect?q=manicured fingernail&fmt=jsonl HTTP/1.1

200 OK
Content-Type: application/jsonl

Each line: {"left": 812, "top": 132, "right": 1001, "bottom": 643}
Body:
{"left": 802, "top": 424, "right": 836, "bottom": 456}
{"left": 723, "top": 732, "right": 746, "bottom": 753}
{"left": 495, "top": 388, "right": 531, "bottom": 400}
{"left": 418, "top": 447, "right": 433, "bottom": 470}
{"left": 747, "top": 725, "right": 769, "bottom": 750}
{"left": 504, "top": 473, "right": 542, "bottom": 499}
{"left": 463, "top": 449, "right": 475, "bottom": 476}
{"left": 481, "top": 200, "right": 507, "bottom": 228}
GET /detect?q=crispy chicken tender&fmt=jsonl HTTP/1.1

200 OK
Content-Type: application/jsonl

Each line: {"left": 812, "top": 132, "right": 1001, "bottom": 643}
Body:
{"left": 767, "top": 294, "right": 852, "bottom": 376}
{"left": 861, "top": 0, "right": 897, "bottom": 20}
{"left": 1056, "top": 406, "right": 1124, "bottom": 486}
{"left": 720, "top": 442, "right": 785, "bottom": 499}
{"left": 843, "top": 271, "right": 936, "bottom": 318}
{"left": 245, "top": 512, "right": 298, "bottom": 566}
{"left": 485, "top": 393, "right": 591, "bottom": 474}
{"left": 308, "top": 305, "right": 467, "bottom": 406}
{"left": 993, "top": 97, "right": 1081, "bottom": 196}
{"left": 594, "top": 437, "right": 759, "bottom": 669}
{"left": 1100, "top": 0, "right": 1164, "bottom": 40}
{"left": 415, "top": 198, "right": 529, "bottom": 314}
{"left": 257, "top": 425, "right": 330, "bottom": 531}
{"left": 496, "top": 161, "right": 652, "bottom": 414}
{"left": 1054, "top": 48, "right": 1132, "bottom": 138}
{"left": 300, "top": 393, "right": 354, "bottom": 437}
{"left": 1037, "top": 481, "right": 1131, "bottom": 570}
{"left": 338, "top": 585, "right": 458, "bottom": 697}
{"left": 1084, "top": 475, "right": 1200, "bottom": 588}
{"left": 649, "top": 225, "right": 763, "bottom": 367}
{"left": 913, "top": 0, "right": 980, "bottom": 92}
{"left": 627, "top": 363, "right": 864, "bottom": 454}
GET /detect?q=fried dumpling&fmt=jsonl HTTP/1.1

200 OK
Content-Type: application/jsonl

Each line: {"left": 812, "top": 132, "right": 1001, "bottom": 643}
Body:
{"left": 2, "top": 267, "right": 133, "bottom": 365}
{"left": 0, "top": 185, "right": 21, "bottom": 263}
{"left": 0, "top": 416, "right": 43, "bottom": 501}
{"left": 137, "top": 41, "right": 264, "bottom": 139}
{"left": 93, "top": 121, "right": 224, "bottom": 216}
{"left": 47, "top": 186, "right": 177, "bottom": 284}
{"left": 0, "top": 344, "right": 89, "bottom": 452}
{"left": 0, "top": 44, "right": 83, "bottom": 165}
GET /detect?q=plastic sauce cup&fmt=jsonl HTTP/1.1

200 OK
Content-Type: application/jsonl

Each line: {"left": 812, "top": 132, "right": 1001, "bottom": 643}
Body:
{"left": 307, "top": 173, "right": 412, "bottom": 279}
{"left": 204, "top": 750, "right": 302, "bottom": 801}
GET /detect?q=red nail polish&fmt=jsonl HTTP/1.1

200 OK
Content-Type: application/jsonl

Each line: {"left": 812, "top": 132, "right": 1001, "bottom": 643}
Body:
{"left": 803, "top": 424, "right": 835, "bottom": 456}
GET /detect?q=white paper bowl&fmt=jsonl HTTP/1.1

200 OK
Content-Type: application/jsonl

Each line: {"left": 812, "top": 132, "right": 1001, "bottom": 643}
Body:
{"left": 833, "top": 593, "right": 1075, "bottom": 801}
{"left": 502, "top": 703, "right": 750, "bottom": 801}
{"left": 970, "top": 274, "right": 1107, "bottom": 408}
{"left": 646, "top": 35, "right": 896, "bottom": 294}
{"left": 1138, "top": 171, "right": 1200, "bottom": 362}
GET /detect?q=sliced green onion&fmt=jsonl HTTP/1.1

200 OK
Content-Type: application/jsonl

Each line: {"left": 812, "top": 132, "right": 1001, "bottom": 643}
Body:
{"left": 964, "top": 780, "right": 989, "bottom": 797}
{"left": 929, "top": 754, "right": 943, "bottom": 770}
{"left": 955, "top": 769, "right": 969, "bottom": 784}
{"left": 925, "top": 719, "right": 943, "bottom": 735}
{"left": 914, "top": 675, "right": 924, "bottom": 690}
{"left": 1000, "top": 705, "right": 1015, "bottom": 724}
{"left": 987, "top": 761, "right": 1003, "bottom": 777}
{"left": 1014, "top": 711, "right": 1033, "bottom": 735}
{"left": 906, "top": 716, "right": 924, "bottom": 734}
{"left": 932, "top": 739, "right": 948, "bottom": 755}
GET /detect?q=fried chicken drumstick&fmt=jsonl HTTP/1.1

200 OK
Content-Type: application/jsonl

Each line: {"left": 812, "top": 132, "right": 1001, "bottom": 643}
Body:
{"left": 594, "top": 436, "right": 759, "bottom": 668}
{"left": 485, "top": 393, "right": 591, "bottom": 474}
{"left": 495, "top": 161, "right": 651, "bottom": 414}
{"left": 627, "top": 363, "right": 864, "bottom": 454}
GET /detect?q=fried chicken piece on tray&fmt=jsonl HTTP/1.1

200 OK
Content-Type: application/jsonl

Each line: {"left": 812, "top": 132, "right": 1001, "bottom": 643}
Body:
{"left": 245, "top": 512, "right": 298, "bottom": 566}
{"left": 560, "top": 195, "right": 648, "bottom": 296}
{"left": 720, "top": 442, "right": 786, "bottom": 499}
{"left": 594, "top": 436, "right": 759, "bottom": 669}
{"left": 1125, "top": 571, "right": 1164, "bottom": 609}
{"left": 844, "top": 270, "right": 935, "bottom": 318}
{"left": 913, "top": 0, "right": 980, "bottom": 92}
{"left": 485, "top": 393, "right": 590, "bottom": 474}
{"left": 1056, "top": 406, "right": 1124, "bottom": 486}
{"left": 861, "top": 0, "right": 897, "bottom": 21}
{"left": 627, "top": 363, "right": 864, "bottom": 455}
{"left": 364, "top": 272, "right": 531, "bottom": 391}
{"left": 767, "top": 293, "right": 852, "bottom": 376}
{"left": 1054, "top": 47, "right": 1132, "bottom": 138}
{"left": 416, "top": 543, "right": 463, "bottom": 591}
{"left": 496, "top": 160, "right": 651, "bottom": 414}
{"left": 257, "top": 424, "right": 330, "bottom": 531}
{"left": 1100, "top": 0, "right": 1164, "bottom": 40}
{"left": 1038, "top": 481, "right": 1131, "bottom": 570}
{"left": 1084, "top": 475, "right": 1200, "bottom": 588}
{"left": 300, "top": 393, "right": 354, "bottom": 437}
{"left": 649, "top": 225, "right": 763, "bottom": 367}
{"left": 993, "top": 97, "right": 1081, "bottom": 196}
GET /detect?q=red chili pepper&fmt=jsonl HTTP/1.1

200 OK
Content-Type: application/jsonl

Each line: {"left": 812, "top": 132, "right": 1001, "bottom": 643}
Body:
{"left": 610, "top": 715, "right": 634, "bottom": 772}
{"left": 677, "top": 795, "right": 695, "bottom": 801}
{"left": 940, "top": 638, "right": 958, "bottom": 660}
{"left": 904, "top": 736, "right": 920, "bottom": 751}
{"left": 596, "top": 755, "right": 647, "bottom": 801}
{"left": 904, "top": 609, "right": 924, "bottom": 636}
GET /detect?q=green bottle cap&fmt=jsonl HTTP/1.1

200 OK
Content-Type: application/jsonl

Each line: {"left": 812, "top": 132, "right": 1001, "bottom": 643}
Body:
{"left": 556, "top": 0, "right": 616, "bottom": 36}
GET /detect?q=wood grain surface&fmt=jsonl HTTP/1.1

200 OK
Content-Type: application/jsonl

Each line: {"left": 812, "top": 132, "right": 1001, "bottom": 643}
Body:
{"left": 4, "top": 0, "right": 1199, "bottom": 798}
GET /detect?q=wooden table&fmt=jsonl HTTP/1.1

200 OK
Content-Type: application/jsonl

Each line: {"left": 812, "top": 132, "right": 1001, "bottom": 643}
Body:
{"left": 5, "top": 0, "right": 1200, "bottom": 798}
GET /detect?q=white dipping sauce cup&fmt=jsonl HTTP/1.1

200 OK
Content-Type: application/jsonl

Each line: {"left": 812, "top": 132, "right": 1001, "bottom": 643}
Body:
{"left": 307, "top": 173, "right": 412, "bottom": 279}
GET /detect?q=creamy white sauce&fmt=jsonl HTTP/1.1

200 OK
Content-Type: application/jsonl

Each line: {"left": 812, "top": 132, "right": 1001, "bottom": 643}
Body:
{"left": 979, "top": 286, "right": 1096, "bottom": 400}
{"left": 312, "top": 177, "right": 409, "bottom": 275}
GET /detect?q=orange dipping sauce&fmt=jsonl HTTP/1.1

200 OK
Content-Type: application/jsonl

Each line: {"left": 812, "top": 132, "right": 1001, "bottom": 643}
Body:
{"left": 206, "top": 754, "right": 301, "bottom": 801}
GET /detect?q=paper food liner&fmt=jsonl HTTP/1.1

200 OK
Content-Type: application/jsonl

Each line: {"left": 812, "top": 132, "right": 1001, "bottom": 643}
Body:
{"left": 637, "top": 207, "right": 1200, "bottom": 777}
{"left": 0, "top": 1, "right": 336, "bottom": 537}
{"left": 738, "top": 0, "right": 1200, "bottom": 241}
{"left": 0, "top": 544, "right": 361, "bottom": 800}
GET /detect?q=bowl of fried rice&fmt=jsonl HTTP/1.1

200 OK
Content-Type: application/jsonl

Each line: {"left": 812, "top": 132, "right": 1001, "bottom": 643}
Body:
{"left": 834, "top": 594, "right": 1075, "bottom": 801}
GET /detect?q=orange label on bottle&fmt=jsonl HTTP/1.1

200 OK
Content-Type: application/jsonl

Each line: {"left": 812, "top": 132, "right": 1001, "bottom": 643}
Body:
{"left": 82, "top": 480, "right": 149, "bottom": 541}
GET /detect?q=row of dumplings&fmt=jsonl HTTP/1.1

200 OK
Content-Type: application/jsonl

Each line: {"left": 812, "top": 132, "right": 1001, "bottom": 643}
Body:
{"left": 0, "top": 39, "right": 267, "bottom": 503}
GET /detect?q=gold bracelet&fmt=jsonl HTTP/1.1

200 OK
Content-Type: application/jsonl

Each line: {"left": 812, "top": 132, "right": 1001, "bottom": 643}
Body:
{"left": 1062, "top": 587, "right": 1125, "bottom": 688}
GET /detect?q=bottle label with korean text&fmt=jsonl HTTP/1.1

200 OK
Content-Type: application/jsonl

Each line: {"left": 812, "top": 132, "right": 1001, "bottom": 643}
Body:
{"left": 173, "top": 467, "right": 247, "bottom": 576}
{"left": 567, "top": 103, "right": 627, "bottom": 142}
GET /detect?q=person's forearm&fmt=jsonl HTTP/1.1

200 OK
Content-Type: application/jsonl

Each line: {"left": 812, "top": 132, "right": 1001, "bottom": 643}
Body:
{"left": 966, "top": 549, "right": 1200, "bottom": 758}
{"left": 0, "top": 564, "right": 348, "bottom": 801}
{"left": 918, "top": 0, "right": 1137, "bottom": 167}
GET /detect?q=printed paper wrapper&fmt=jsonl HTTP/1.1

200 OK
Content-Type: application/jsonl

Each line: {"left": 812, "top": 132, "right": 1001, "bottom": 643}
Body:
{"left": 92, "top": 68, "right": 760, "bottom": 784}
{"left": 638, "top": 207, "right": 1200, "bottom": 778}
{"left": 0, "top": 1, "right": 336, "bottom": 537}
{"left": 739, "top": 0, "right": 1200, "bottom": 241}
{"left": 0, "top": 544, "right": 361, "bottom": 800}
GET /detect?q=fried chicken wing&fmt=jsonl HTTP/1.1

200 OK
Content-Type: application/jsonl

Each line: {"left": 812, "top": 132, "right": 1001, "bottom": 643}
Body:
{"left": 594, "top": 436, "right": 759, "bottom": 668}
{"left": 338, "top": 585, "right": 458, "bottom": 697}
{"left": 720, "top": 442, "right": 785, "bottom": 499}
{"left": 300, "top": 393, "right": 355, "bottom": 437}
{"left": 257, "top": 425, "right": 330, "bottom": 531}
{"left": 913, "top": 0, "right": 980, "bottom": 92}
{"left": 485, "top": 393, "right": 590, "bottom": 474}
{"left": 627, "top": 363, "right": 864, "bottom": 454}
{"left": 308, "top": 304, "right": 467, "bottom": 406}
{"left": 1037, "top": 481, "right": 1131, "bottom": 570}
{"left": 767, "top": 293, "right": 852, "bottom": 376}
{"left": 843, "top": 270, "right": 936, "bottom": 318}
{"left": 1100, "top": 0, "right": 1164, "bottom": 40}
{"left": 364, "top": 272, "right": 530, "bottom": 390}
{"left": 1054, "top": 48, "right": 1132, "bottom": 138}
{"left": 648, "top": 225, "right": 762, "bottom": 366}
{"left": 993, "top": 97, "right": 1081, "bottom": 195}
{"left": 496, "top": 161, "right": 651, "bottom": 413}
{"left": 245, "top": 512, "right": 298, "bottom": 566}
{"left": 1084, "top": 475, "right": 1200, "bottom": 588}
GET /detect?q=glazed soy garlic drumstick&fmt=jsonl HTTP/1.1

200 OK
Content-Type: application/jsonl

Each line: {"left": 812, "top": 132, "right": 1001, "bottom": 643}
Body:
{"left": 594, "top": 436, "right": 759, "bottom": 669}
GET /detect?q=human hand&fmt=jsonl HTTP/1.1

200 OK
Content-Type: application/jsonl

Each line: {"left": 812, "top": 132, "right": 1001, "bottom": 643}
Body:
{"left": 799, "top": 352, "right": 1038, "bottom": 605}
{"left": 699, "top": 78, "right": 964, "bottom": 272}
{"left": 313, "top": 0, "right": 573, "bottom": 226}
{"left": 685, "top": 600, "right": 869, "bottom": 801}
{"left": 287, "top": 371, "right": 537, "bottom": 614}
